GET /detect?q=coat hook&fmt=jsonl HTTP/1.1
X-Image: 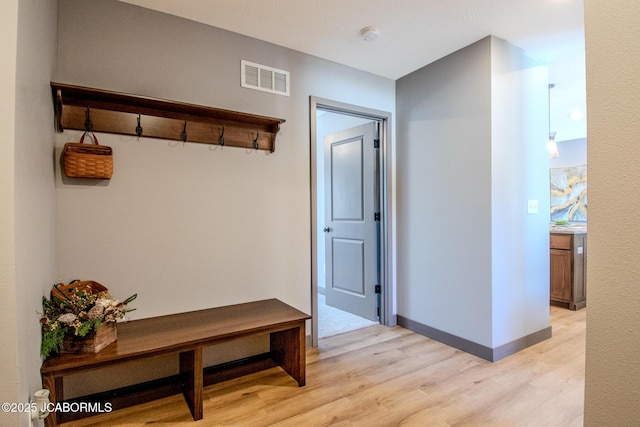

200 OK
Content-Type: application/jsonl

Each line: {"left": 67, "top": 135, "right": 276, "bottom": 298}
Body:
{"left": 218, "top": 126, "right": 225, "bottom": 146}
{"left": 253, "top": 131, "right": 259, "bottom": 150}
{"left": 135, "top": 114, "right": 143, "bottom": 138}
{"left": 84, "top": 107, "right": 93, "bottom": 132}
{"left": 180, "top": 121, "right": 187, "bottom": 142}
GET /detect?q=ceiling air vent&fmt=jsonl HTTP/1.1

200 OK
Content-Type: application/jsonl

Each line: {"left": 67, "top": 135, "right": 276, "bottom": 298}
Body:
{"left": 241, "top": 60, "right": 290, "bottom": 96}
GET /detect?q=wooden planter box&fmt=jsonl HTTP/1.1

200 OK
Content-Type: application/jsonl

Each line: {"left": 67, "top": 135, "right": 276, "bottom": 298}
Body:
{"left": 61, "top": 322, "right": 117, "bottom": 354}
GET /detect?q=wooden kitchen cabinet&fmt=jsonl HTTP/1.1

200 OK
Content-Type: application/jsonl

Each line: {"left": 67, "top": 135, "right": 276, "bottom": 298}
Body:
{"left": 550, "top": 232, "right": 587, "bottom": 310}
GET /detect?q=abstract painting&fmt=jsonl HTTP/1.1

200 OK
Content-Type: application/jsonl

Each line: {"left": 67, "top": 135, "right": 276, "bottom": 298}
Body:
{"left": 550, "top": 165, "right": 587, "bottom": 221}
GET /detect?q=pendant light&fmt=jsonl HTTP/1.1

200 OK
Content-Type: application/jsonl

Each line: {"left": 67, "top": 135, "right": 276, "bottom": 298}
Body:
{"left": 547, "top": 83, "right": 560, "bottom": 158}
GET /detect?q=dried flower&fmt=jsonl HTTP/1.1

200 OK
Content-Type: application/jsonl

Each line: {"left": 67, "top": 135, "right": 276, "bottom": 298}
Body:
{"left": 40, "top": 281, "right": 136, "bottom": 359}
{"left": 87, "top": 304, "right": 104, "bottom": 321}
{"left": 57, "top": 313, "right": 77, "bottom": 324}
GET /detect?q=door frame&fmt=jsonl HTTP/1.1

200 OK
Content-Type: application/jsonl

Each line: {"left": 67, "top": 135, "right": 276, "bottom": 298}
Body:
{"left": 310, "top": 96, "right": 394, "bottom": 346}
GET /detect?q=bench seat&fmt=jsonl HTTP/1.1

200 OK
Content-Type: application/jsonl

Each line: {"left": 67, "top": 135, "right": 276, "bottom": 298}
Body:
{"left": 41, "top": 298, "right": 310, "bottom": 426}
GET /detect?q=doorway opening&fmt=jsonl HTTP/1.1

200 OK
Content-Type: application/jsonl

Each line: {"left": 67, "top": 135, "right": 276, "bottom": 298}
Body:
{"left": 310, "top": 96, "right": 393, "bottom": 346}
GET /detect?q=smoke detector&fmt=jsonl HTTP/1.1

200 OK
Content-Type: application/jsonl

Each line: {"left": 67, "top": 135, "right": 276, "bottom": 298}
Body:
{"left": 360, "top": 26, "right": 379, "bottom": 42}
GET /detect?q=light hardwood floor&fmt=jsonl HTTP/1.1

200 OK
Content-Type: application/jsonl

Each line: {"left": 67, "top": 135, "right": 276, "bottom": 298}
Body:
{"left": 64, "top": 305, "right": 585, "bottom": 426}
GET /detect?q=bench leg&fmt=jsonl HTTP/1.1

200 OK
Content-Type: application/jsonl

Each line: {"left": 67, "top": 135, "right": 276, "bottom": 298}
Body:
{"left": 180, "top": 348, "right": 203, "bottom": 420}
{"left": 270, "top": 323, "right": 306, "bottom": 386}
{"left": 42, "top": 373, "right": 62, "bottom": 427}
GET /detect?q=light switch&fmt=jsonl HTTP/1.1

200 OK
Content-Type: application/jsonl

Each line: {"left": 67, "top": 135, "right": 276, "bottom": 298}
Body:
{"left": 527, "top": 199, "right": 539, "bottom": 214}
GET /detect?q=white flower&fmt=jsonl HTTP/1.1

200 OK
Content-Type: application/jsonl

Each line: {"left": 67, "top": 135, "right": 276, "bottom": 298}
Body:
{"left": 96, "top": 297, "right": 122, "bottom": 309}
{"left": 87, "top": 304, "right": 104, "bottom": 320}
{"left": 57, "top": 313, "right": 77, "bottom": 324}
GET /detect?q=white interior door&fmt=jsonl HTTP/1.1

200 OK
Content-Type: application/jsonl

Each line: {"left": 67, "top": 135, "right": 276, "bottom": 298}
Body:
{"left": 324, "top": 122, "right": 378, "bottom": 321}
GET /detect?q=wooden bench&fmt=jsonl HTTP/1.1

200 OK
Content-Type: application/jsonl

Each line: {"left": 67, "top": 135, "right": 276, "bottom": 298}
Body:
{"left": 40, "top": 298, "right": 310, "bottom": 426}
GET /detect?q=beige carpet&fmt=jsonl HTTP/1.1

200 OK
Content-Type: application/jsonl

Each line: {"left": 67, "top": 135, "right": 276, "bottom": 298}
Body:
{"left": 318, "top": 293, "right": 378, "bottom": 339}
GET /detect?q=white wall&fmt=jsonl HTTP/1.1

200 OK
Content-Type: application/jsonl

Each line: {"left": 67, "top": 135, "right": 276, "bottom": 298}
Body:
{"left": 54, "top": 0, "right": 394, "bottom": 395}
{"left": 396, "top": 36, "right": 550, "bottom": 353}
{"left": 489, "top": 37, "right": 550, "bottom": 348}
{"left": 550, "top": 137, "right": 587, "bottom": 168}
{"left": 584, "top": 0, "right": 640, "bottom": 424}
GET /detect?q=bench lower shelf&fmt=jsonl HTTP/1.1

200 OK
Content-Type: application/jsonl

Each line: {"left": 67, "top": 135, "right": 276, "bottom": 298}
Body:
{"left": 57, "top": 353, "right": 279, "bottom": 424}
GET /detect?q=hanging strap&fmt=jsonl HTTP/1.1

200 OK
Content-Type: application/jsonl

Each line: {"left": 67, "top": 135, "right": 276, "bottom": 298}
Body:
{"left": 79, "top": 131, "right": 100, "bottom": 145}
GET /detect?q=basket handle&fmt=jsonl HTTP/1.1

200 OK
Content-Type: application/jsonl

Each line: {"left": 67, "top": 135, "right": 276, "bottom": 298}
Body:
{"left": 79, "top": 131, "right": 100, "bottom": 145}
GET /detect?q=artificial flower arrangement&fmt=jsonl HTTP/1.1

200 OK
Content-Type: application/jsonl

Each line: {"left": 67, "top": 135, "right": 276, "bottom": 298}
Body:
{"left": 40, "top": 280, "right": 136, "bottom": 359}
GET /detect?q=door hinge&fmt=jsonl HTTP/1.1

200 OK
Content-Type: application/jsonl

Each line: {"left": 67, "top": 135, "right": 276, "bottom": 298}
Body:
{"left": 375, "top": 284, "right": 381, "bottom": 294}
{"left": 374, "top": 138, "right": 380, "bottom": 149}
{"left": 374, "top": 212, "right": 380, "bottom": 221}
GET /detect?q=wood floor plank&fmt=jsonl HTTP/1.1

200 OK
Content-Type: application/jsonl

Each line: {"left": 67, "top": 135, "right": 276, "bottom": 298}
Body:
{"left": 61, "top": 305, "right": 585, "bottom": 426}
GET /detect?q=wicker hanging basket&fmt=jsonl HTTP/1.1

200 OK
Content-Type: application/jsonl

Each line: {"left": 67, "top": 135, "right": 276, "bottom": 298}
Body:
{"left": 62, "top": 132, "right": 113, "bottom": 179}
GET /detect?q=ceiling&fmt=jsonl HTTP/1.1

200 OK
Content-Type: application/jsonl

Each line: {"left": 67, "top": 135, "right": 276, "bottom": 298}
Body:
{"left": 119, "top": 0, "right": 587, "bottom": 142}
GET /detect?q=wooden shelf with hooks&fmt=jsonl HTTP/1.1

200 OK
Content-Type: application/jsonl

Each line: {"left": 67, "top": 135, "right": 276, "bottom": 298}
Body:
{"left": 51, "top": 82, "right": 285, "bottom": 152}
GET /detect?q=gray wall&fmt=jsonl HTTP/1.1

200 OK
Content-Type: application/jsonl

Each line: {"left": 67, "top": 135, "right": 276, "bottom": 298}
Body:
{"left": 56, "top": 0, "right": 394, "bottom": 319}
{"left": 54, "top": 0, "right": 395, "bottom": 395}
{"left": 15, "top": 0, "right": 59, "bottom": 421}
{"left": 2, "top": 0, "right": 639, "bottom": 424}
{"left": 0, "top": 0, "right": 58, "bottom": 426}
{"left": 396, "top": 36, "right": 550, "bottom": 350}
{"left": 396, "top": 38, "right": 494, "bottom": 346}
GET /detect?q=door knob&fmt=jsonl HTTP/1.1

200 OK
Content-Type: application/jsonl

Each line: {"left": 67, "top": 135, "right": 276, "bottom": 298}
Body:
{"left": 323, "top": 227, "right": 331, "bottom": 233}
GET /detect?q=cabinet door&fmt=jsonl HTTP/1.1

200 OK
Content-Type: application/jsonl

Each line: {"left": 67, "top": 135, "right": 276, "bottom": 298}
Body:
{"left": 572, "top": 234, "right": 587, "bottom": 309}
{"left": 550, "top": 249, "right": 572, "bottom": 302}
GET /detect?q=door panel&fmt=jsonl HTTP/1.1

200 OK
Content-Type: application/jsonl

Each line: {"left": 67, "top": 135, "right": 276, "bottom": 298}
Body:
{"left": 331, "top": 138, "right": 364, "bottom": 221}
{"left": 324, "top": 122, "right": 378, "bottom": 321}
{"left": 332, "top": 238, "right": 365, "bottom": 295}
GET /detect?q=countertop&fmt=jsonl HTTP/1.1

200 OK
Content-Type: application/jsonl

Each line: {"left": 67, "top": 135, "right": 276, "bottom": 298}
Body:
{"left": 549, "top": 223, "right": 587, "bottom": 234}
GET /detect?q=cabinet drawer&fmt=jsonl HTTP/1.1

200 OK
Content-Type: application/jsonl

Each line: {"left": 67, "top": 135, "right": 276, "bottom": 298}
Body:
{"left": 550, "top": 234, "right": 572, "bottom": 250}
